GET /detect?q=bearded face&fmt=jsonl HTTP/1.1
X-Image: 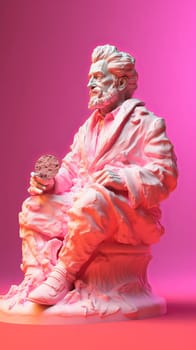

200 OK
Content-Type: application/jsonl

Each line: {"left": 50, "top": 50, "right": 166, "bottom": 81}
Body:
{"left": 88, "top": 83, "right": 120, "bottom": 110}
{"left": 87, "top": 59, "right": 122, "bottom": 114}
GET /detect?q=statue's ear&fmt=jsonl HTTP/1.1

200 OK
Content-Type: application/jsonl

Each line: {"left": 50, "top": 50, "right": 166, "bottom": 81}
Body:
{"left": 117, "top": 77, "right": 128, "bottom": 91}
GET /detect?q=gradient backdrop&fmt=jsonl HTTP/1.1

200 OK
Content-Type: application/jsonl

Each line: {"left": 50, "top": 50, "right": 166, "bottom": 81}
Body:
{"left": 0, "top": 0, "right": 195, "bottom": 349}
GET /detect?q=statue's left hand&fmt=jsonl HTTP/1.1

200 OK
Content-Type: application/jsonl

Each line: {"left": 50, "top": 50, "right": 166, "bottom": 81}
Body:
{"left": 93, "top": 169, "right": 126, "bottom": 192}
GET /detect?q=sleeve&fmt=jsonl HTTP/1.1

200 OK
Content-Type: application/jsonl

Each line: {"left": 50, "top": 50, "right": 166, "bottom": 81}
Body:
{"left": 119, "top": 117, "right": 178, "bottom": 208}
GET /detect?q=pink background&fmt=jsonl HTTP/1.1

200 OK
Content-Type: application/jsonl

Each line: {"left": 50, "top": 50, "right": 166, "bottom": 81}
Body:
{"left": 0, "top": 1, "right": 195, "bottom": 346}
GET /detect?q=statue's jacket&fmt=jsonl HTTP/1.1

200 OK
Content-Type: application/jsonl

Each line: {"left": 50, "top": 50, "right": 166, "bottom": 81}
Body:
{"left": 51, "top": 98, "right": 178, "bottom": 246}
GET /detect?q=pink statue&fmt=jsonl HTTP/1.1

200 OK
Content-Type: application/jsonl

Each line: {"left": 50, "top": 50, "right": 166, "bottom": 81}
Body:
{"left": 0, "top": 45, "right": 178, "bottom": 323}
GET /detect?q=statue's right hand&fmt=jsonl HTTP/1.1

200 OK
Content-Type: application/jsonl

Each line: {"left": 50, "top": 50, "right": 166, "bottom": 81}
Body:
{"left": 28, "top": 172, "right": 55, "bottom": 195}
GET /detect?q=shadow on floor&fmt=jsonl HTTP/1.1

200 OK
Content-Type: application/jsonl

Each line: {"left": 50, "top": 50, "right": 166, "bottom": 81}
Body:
{"left": 166, "top": 299, "right": 196, "bottom": 320}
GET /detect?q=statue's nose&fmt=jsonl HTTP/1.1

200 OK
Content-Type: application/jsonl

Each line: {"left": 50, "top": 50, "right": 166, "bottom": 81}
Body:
{"left": 87, "top": 77, "right": 96, "bottom": 88}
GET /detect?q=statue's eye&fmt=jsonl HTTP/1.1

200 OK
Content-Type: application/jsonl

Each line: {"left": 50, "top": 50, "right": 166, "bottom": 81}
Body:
{"left": 94, "top": 73, "right": 104, "bottom": 80}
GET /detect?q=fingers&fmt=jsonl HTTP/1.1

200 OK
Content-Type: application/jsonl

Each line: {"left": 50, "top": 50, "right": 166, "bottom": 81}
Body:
{"left": 93, "top": 169, "right": 125, "bottom": 191}
{"left": 30, "top": 176, "right": 47, "bottom": 190}
{"left": 94, "top": 170, "right": 121, "bottom": 185}
{"left": 28, "top": 172, "right": 47, "bottom": 195}
{"left": 27, "top": 186, "right": 44, "bottom": 195}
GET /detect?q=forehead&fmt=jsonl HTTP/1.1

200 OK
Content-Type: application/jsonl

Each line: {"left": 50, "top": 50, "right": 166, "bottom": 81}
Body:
{"left": 88, "top": 59, "right": 108, "bottom": 76}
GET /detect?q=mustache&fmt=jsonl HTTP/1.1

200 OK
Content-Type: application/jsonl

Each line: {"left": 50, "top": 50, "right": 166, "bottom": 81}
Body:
{"left": 89, "top": 87, "right": 102, "bottom": 97}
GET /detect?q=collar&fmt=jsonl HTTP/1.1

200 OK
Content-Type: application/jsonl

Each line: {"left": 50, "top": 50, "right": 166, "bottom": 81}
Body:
{"left": 94, "top": 105, "right": 120, "bottom": 123}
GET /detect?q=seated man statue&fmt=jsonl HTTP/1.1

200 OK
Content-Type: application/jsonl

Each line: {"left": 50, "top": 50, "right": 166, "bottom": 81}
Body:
{"left": 1, "top": 44, "right": 178, "bottom": 320}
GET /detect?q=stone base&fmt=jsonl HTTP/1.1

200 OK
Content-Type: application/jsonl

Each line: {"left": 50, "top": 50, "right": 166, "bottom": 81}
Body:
{"left": 0, "top": 293, "right": 166, "bottom": 325}
{"left": 0, "top": 242, "right": 166, "bottom": 324}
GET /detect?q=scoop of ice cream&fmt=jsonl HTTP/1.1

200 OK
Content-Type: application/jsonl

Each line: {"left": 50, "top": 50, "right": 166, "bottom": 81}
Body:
{"left": 35, "top": 154, "right": 60, "bottom": 179}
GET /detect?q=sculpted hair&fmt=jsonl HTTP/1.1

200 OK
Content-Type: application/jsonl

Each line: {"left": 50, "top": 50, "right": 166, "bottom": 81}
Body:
{"left": 91, "top": 44, "right": 138, "bottom": 97}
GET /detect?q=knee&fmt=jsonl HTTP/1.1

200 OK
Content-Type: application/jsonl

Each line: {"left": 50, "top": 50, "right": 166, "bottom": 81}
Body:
{"left": 21, "top": 195, "right": 42, "bottom": 212}
{"left": 73, "top": 186, "right": 105, "bottom": 210}
{"left": 68, "top": 185, "right": 116, "bottom": 236}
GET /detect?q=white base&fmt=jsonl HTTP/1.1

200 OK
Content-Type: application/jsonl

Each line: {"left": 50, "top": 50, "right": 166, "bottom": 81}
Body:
{"left": 0, "top": 292, "right": 166, "bottom": 325}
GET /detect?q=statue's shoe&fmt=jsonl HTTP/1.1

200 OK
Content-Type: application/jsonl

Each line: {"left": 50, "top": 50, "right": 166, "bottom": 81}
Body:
{"left": 28, "top": 265, "right": 72, "bottom": 305}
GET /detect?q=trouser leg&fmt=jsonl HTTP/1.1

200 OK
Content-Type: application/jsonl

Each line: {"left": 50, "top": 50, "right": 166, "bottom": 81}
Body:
{"left": 58, "top": 184, "right": 118, "bottom": 280}
{"left": 2, "top": 192, "right": 73, "bottom": 304}
{"left": 19, "top": 192, "right": 72, "bottom": 279}
{"left": 28, "top": 184, "right": 119, "bottom": 304}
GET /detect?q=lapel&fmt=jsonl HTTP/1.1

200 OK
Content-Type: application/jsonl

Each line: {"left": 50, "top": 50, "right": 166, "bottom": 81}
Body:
{"left": 89, "top": 98, "right": 144, "bottom": 168}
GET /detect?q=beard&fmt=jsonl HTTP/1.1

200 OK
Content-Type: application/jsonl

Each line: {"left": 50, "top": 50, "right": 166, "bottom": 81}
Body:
{"left": 88, "top": 85, "right": 120, "bottom": 111}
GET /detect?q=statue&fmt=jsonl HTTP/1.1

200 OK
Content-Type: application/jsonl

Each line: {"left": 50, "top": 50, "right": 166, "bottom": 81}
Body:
{"left": 0, "top": 44, "right": 178, "bottom": 324}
